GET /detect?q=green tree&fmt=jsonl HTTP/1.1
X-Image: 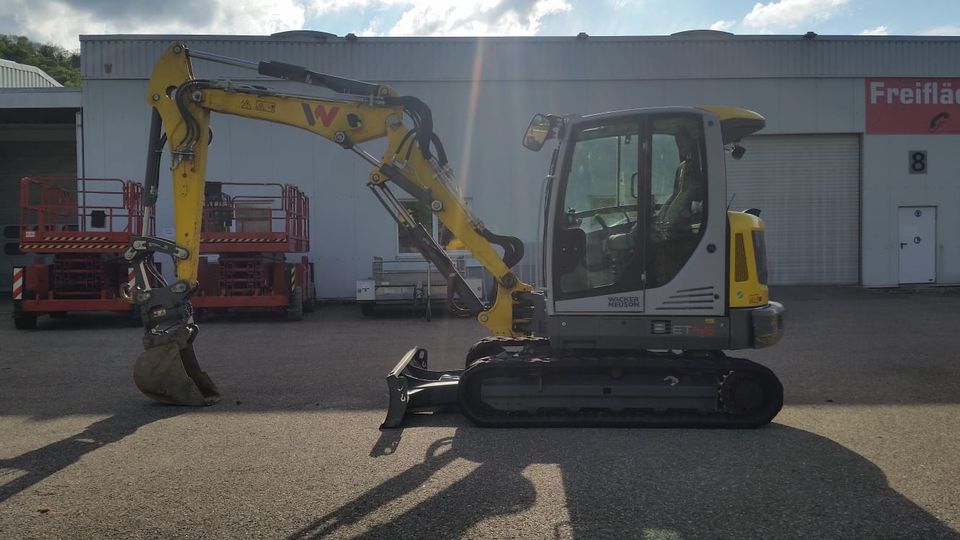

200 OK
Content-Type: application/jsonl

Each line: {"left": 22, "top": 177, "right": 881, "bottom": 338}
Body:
{"left": 0, "top": 35, "right": 80, "bottom": 87}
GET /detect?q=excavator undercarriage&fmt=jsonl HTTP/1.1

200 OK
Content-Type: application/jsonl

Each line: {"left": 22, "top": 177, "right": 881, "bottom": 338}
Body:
{"left": 384, "top": 336, "right": 783, "bottom": 429}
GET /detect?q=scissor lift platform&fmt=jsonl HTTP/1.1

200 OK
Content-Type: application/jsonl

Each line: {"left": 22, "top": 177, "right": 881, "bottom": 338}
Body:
{"left": 192, "top": 181, "right": 315, "bottom": 320}
{"left": 12, "top": 177, "right": 152, "bottom": 329}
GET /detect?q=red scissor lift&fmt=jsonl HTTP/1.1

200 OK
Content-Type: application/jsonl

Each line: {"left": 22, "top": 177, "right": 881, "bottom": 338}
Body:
{"left": 194, "top": 181, "right": 314, "bottom": 320}
{"left": 13, "top": 177, "right": 152, "bottom": 329}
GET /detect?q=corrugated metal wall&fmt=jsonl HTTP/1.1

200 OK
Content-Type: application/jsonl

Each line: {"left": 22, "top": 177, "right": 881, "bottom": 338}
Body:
{"left": 0, "top": 59, "right": 62, "bottom": 88}
{"left": 75, "top": 33, "right": 960, "bottom": 294}
{"left": 81, "top": 34, "right": 960, "bottom": 82}
{"left": 861, "top": 134, "right": 960, "bottom": 286}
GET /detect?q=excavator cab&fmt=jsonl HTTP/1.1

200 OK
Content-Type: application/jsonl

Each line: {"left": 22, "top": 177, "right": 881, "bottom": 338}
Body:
{"left": 385, "top": 106, "right": 783, "bottom": 427}
{"left": 537, "top": 107, "right": 780, "bottom": 347}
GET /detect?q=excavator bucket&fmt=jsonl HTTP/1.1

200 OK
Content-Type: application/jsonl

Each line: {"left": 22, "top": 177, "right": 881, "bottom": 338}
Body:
{"left": 133, "top": 342, "right": 221, "bottom": 406}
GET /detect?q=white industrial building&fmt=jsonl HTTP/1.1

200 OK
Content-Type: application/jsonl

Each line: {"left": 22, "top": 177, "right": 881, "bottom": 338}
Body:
{"left": 3, "top": 32, "right": 960, "bottom": 297}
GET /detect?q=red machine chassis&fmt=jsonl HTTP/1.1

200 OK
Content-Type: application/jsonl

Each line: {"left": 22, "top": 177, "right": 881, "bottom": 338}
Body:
{"left": 190, "top": 181, "right": 314, "bottom": 317}
{"left": 13, "top": 177, "right": 151, "bottom": 327}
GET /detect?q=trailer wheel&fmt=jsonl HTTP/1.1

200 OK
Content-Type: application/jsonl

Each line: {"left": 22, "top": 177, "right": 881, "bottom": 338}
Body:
{"left": 13, "top": 301, "right": 38, "bottom": 330}
{"left": 14, "top": 313, "right": 37, "bottom": 330}
{"left": 287, "top": 286, "right": 304, "bottom": 321}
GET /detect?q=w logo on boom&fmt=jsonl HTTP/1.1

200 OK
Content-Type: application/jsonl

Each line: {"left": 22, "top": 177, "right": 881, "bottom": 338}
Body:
{"left": 302, "top": 103, "right": 339, "bottom": 127}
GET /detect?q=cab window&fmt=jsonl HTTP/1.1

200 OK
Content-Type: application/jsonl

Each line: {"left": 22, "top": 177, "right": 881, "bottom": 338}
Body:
{"left": 555, "top": 121, "right": 641, "bottom": 296}
{"left": 554, "top": 114, "right": 707, "bottom": 298}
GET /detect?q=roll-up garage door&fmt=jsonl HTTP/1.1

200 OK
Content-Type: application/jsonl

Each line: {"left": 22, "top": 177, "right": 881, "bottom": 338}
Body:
{"left": 725, "top": 134, "right": 860, "bottom": 285}
{"left": 0, "top": 128, "right": 77, "bottom": 292}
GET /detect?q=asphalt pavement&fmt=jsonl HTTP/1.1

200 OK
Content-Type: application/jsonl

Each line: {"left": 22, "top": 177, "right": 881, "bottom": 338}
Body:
{"left": 1, "top": 287, "right": 959, "bottom": 539}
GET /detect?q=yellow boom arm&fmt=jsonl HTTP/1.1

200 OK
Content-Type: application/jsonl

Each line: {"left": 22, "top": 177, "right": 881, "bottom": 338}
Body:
{"left": 146, "top": 42, "right": 531, "bottom": 337}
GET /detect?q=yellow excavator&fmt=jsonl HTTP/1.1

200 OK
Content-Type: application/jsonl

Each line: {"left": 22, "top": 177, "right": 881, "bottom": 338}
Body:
{"left": 125, "top": 42, "right": 784, "bottom": 428}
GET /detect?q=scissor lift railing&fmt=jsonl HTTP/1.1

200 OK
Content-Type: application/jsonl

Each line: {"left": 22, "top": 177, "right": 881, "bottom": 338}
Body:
{"left": 19, "top": 176, "right": 150, "bottom": 252}
{"left": 200, "top": 181, "right": 309, "bottom": 253}
{"left": 12, "top": 177, "right": 154, "bottom": 329}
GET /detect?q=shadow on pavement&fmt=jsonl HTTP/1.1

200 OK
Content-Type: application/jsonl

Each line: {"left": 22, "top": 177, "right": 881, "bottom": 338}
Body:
{"left": 289, "top": 424, "right": 960, "bottom": 539}
{"left": 0, "top": 406, "right": 179, "bottom": 504}
{"left": 3, "top": 287, "right": 960, "bottom": 532}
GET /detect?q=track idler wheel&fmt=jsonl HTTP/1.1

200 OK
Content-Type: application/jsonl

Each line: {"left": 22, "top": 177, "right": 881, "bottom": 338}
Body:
{"left": 134, "top": 328, "right": 220, "bottom": 406}
{"left": 718, "top": 369, "right": 779, "bottom": 421}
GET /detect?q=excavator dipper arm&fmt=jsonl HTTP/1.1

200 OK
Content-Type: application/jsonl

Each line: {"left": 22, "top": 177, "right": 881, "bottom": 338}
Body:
{"left": 127, "top": 42, "right": 533, "bottom": 406}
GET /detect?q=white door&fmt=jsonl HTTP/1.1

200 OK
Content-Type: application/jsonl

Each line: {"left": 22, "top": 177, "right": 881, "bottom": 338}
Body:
{"left": 898, "top": 207, "right": 936, "bottom": 284}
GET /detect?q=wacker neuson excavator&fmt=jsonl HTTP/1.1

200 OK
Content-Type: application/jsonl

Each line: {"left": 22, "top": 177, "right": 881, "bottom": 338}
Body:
{"left": 125, "top": 42, "right": 784, "bottom": 428}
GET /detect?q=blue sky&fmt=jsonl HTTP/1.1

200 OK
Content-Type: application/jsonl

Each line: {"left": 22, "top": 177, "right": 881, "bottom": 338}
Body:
{"left": 2, "top": 0, "right": 959, "bottom": 52}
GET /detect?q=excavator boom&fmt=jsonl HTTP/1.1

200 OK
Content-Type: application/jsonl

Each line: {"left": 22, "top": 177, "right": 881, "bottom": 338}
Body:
{"left": 127, "top": 42, "right": 534, "bottom": 406}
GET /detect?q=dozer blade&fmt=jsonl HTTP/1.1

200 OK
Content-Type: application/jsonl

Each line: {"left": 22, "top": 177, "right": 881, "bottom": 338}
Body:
{"left": 134, "top": 342, "right": 221, "bottom": 406}
{"left": 381, "top": 347, "right": 461, "bottom": 428}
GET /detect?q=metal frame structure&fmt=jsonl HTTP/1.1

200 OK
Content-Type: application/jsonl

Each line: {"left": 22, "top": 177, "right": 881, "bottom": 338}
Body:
{"left": 356, "top": 255, "right": 483, "bottom": 318}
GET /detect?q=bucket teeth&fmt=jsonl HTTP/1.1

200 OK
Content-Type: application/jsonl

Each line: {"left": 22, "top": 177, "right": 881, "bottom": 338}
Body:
{"left": 134, "top": 342, "right": 220, "bottom": 406}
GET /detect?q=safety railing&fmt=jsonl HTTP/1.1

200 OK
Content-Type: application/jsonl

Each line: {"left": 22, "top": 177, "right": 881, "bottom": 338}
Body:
{"left": 200, "top": 181, "right": 310, "bottom": 253}
{"left": 19, "top": 177, "right": 152, "bottom": 252}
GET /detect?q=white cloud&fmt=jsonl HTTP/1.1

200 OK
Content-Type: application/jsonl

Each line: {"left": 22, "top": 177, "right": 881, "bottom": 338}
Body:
{"left": 741, "top": 0, "right": 848, "bottom": 32}
{"left": 0, "top": 0, "right": 573, "bottom": 50}
{"left": 306, "top": 0, "right": 408, "bottom": 15}
{"left": 358, "top": 16, "right": 386, "bottom": 37}
{"left": 205, "top": 0, "right": 306, "bottom": 35}
{"left": 304, "top": 0, "right": 572, "bottom": 36}
{"left": 387, "top": 0, "right": 572, "bottom": 36}
{"left": 1, "top": 1, "right": 104, "bottom": 51}
{"left": 920, "top": 25, "right": 960, "bottom": 36}
{"left": 860, "top": 25, "right": 888, "bottom": 36}
{"left": 710, "top": 20, "right": 736, "bottom": 32}
{"left": 1, "top": 0, "right": 307, "bottom": 51}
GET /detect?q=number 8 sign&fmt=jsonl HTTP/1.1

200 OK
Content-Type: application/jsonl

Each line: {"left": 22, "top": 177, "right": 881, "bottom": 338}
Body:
{"left": 909, "top": 150, "right": 927, "bottom": 174}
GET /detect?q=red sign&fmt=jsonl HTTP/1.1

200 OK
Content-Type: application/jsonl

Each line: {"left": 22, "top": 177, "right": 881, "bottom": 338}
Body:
{"left": 866, "top": 78, "right": 960, "bottom": 134}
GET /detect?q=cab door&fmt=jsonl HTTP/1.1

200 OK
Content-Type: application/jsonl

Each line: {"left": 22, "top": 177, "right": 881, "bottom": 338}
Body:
{"left": 548, "top": 114, "right": 646, "bottom": 314}
{"left": 547, "top": 110, "right": 722, "bottom": 316}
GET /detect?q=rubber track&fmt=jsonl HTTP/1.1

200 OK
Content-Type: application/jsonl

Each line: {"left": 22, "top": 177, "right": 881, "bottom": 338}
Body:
{"left": 457, "top": 348, "right": 783, "bottom": 428}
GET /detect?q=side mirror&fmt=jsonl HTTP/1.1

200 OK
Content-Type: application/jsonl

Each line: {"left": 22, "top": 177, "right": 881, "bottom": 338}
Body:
{"left": 523, "top": 113, "right": 556, "bottom": 152}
